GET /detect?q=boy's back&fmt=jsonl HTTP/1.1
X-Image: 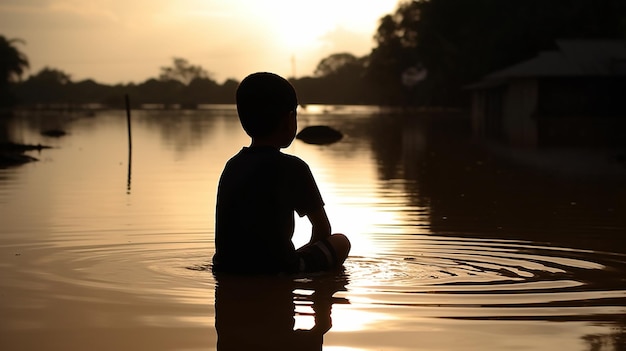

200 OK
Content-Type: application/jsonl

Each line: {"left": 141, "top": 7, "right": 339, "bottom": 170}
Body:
{"left": 212, "top": 72, "right": 350, "bottom": 276}
{"left": 213, "top": 146, "right": 324, "bottom": 274}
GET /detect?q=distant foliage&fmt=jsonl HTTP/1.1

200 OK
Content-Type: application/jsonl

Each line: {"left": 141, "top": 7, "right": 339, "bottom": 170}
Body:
{"left": 17, "top": 67, "right": 73, "bottom": 104}
{"left": 0, "top": 36, "right": 29, "bottom": 107}
{"left": 314, "top": 53, "right": 359, "bottom": 77}
{"left": 292, "top": 52, "right": 376, "bottom": 105}
{"left": 29, "top": 67, "right": 71, "bottom": 85}
{"left": 12, "top": 57, "right": 237, "bottom": 108}
{"left": 11, "top": 53, "right": 381, "bottom": 108}
{"left": 159, "top": 57, "right": 211, "bottom": 85}
{"left": 0, "top": 36, "right": 29, "bottom": 83}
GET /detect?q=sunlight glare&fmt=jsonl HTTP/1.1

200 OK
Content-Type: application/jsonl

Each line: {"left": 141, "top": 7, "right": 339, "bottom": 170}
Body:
{"left": 250, "top": 2, "right": 337, "bottom": 50}
{"left": 245, "top": 0, "right": 399, "bottom": 50}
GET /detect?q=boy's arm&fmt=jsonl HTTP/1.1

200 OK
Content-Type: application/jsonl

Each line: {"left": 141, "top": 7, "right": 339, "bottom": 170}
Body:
{"left": 307, "top": 206, "right": 331, "bottom": 244}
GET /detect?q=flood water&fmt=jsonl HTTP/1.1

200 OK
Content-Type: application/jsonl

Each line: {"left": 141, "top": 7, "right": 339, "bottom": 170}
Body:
{"left": 1, "top": 106, "right": 625, "bottom": 351}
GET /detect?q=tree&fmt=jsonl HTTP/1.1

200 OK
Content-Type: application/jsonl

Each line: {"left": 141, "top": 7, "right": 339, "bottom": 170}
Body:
{"left": 210, "top": 78, "right": 239, "bottom": 104}
{"left": 183, "top": 77, "right": 220, "bottom": 105}
{"left": 0, "top": 35, "right": 29, "bottom": 107}
{"left": 17, "top": 67, "right": 73, "bottom": 105}
{"left": 159, "top": 57, "right": 211, "bottom": 85}
{"left": 366, "top": 4, "right": 424, "bottom": 105}
{"left": 297, "top": 53, "right": 375, "bottom": 104}
{"left": 27, "top": 67, "right": 71, "bottom": 85}
{"left": 0, "top": 36, "right": 29, "bottom": 84}
{"left": 314, "top": 53, "right": 360, "bottom": 77}
{"left": 135, "top": 78, "right": 184, "bottom": 106}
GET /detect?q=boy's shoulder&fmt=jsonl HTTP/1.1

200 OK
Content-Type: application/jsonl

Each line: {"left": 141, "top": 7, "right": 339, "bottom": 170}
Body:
{"left": 236, "top": 147, "right": 306, "bottom": 162}
{"left": 226, "top": 147, "right": 312, "bottom": 174}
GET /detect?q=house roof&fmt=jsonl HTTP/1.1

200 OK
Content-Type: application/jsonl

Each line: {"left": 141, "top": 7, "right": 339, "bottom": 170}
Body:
{"left": 486, "top": 51, "right": 583, "bottom": 79}
{"left": 469, "top": 39, "right": 626, "bottom": 88}
{"left": 558, "top": 39, "right": 626, "bottom": 75}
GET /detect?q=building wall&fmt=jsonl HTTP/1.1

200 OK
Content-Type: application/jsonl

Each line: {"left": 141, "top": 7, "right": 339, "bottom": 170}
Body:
{"left": 501, "top": 79, "right": 538, "bottom": 148}
{"left": 472, "top": 77, "right": 626, "bottom": 147}
{"left": 471, "top": 86, "right": 506, "bottom": 142}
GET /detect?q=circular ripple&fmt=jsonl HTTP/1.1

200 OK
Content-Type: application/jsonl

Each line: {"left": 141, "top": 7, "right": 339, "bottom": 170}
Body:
{"left": 8, "top": 237, "right": 216, "bottom": 306}
{"left": 343, "top": 236, "right": 626, "bottom": 319}
{"left": 16, "top": 233, "right": 626, "bottom": 320}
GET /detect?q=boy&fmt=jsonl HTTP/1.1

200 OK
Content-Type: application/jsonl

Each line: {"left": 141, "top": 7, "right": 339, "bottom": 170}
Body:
{"left": 212, "top": 72, "right": 350, "bottom": 275}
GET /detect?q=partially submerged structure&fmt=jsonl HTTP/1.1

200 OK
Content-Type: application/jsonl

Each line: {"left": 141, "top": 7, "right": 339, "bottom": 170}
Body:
{"left": 468, "top": 40, "right": 626, "bottom": 148}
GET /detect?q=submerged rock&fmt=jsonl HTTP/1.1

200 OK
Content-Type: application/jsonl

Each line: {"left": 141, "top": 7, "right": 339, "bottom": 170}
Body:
{"left": 296, "top": 125, "right": 343, "bottom": 145}
{"left": 41, "top": 129, "right": 67, "bottom": 137}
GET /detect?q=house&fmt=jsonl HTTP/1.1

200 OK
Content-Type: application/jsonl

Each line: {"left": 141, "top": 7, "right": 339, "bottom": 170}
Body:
{"left": 468, "top": 40, "right": 626, "bottom": 148}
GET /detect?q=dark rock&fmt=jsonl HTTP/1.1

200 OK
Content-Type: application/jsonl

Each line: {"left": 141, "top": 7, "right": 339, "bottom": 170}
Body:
{"left": 296, "top": 125, "right": 343, "bottom": 145}
{"left": 41, "top": 129, "right": 67, "bottom": 137}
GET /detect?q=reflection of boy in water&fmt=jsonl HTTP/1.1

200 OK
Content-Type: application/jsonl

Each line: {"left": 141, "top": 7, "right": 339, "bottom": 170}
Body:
{"left": 212, "top": 72, "right": 350, "bottom": 275}
{"left": 214, "top": 274, "right": 348, "bottom": 351}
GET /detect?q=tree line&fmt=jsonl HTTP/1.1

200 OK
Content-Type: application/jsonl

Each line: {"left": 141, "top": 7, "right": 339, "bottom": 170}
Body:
{"left": 7, "top": 55, "right": 380, "bottom": 109}
{"left": 11, "top": 62, "right": 241, "bottom": 109}
{"left": 2, "top": 0, "right": 626, "bottom": 110}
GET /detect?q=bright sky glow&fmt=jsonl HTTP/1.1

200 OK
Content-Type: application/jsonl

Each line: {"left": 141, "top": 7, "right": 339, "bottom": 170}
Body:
{"left": 0, "top": 0, "right": 400, "bottom": 84}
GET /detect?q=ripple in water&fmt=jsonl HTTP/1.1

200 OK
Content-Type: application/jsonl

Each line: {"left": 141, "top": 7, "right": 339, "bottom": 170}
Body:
{"left": 24, "top": 233, "right": 626, "bottom": 321}
{"left": 342, "top": 235, "right": 626, "bottom": 320}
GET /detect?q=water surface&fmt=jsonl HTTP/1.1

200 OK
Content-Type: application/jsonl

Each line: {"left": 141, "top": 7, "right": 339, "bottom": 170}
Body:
{"left": 0, "top": 107, "right": 625, "bottom": 350}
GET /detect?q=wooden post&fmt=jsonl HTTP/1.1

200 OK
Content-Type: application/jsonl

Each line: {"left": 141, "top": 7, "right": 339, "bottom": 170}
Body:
{"left": 125, "top": 94, "right": 132, "bottom": 194}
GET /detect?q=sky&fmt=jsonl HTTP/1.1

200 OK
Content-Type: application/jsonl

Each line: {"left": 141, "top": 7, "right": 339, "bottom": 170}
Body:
{"left": 0, "top": 0, "right": 400, "bottom": 84}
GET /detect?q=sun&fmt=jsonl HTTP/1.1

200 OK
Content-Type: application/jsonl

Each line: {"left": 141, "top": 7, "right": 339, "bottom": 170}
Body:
{"left": 249, "top": 2, "right": 339, "bottom": 50}
{"left": 244, "top": 0, "right": 400, "bottom": 50}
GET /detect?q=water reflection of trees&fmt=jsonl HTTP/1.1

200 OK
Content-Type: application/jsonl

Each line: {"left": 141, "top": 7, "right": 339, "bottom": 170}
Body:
{"left": 2, "top": 109, "right": 236, "bottom": 161}
{"left": 137, "top": 110, "right": 238, "bottom": 155}
{"left": 2, "top": 110, "right": 80, "bottom": 142}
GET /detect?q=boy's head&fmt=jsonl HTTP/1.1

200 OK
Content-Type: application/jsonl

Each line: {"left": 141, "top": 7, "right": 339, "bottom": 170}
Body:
{"left": 236, "top": 72, "right": 298, "bottom": 138}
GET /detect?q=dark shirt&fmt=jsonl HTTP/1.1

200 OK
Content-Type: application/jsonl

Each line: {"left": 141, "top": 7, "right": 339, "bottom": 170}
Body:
{"left": 212, "top": 146, "right": 324, "bottom": 274}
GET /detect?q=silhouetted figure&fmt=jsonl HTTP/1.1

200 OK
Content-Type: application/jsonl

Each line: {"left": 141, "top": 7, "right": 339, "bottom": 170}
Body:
{"left": 214, "top": 273, "right": 348, "bottom": 351}
{"left": 212, "top": 72, "right": 350, "bottom": 275}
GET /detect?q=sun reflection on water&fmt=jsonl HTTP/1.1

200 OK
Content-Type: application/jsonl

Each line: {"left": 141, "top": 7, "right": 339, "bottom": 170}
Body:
{"left": 290, "top": 140, "right": 431, "bottom": 259}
